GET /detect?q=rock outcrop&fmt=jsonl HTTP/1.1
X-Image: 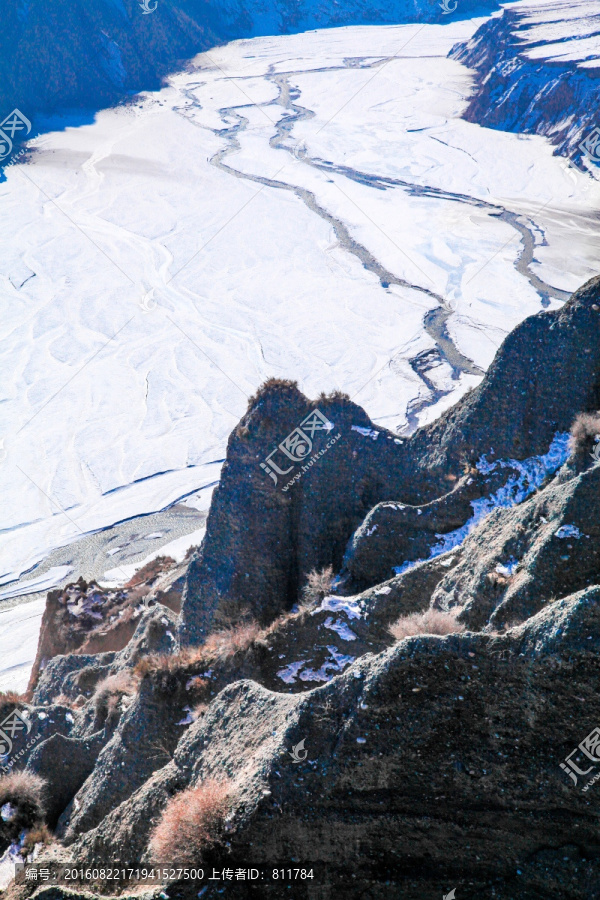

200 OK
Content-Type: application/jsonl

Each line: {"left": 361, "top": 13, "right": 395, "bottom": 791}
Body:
{"left": 450, "top": 1, "right": 600, "bottom": 169}
{"left": 180, "top": 276, "right": 600, "bottom": 641}
{"left": 5, "top": 275, "right": 600, "bottom": 899}
{"left": 31, "top": 587, "right": 600, "bottom": 899}
{"left": 28, "top": 559, "right": 182, "bottom": 698}
{"left": 179, "top": 383, "right": 411, "bottom": 644}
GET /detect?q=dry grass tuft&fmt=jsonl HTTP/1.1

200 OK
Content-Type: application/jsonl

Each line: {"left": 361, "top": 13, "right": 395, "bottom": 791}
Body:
{"left": 93, "top": 671, "right": 139, "bottom": 721}
{"left": 570, "top": 411, "right": 600, "bottom": 455}
{"left": 317, "top": 389, "right": 351, "bottom": 403}
{"left": 0, "top": 772, "right": 46, "bottom": 838}
{"left": 246, "top": 377, "right": 300, "bottom": 411}
{"left": 148, "top": 779, "right": 232, "bottom": 864}
{"left": 22, "top": 823, "right": 52, "bottom": 854}
{"left": 186, "top": 676, "right": 210, "bottom": 694}
{"left": 201, "top": 622, "right": 263, "bottom": 660}
{"left": 390, "top": 608, "right": 465, "bottom": 641}
{"left": 125, "top": 556, "right": 176, "bottom": 590}
{"left": 301, "top": 565, "right": 334, "bottom": 607}
{"left": 135, "top": 620, "right": 264, "bottom": 685}
{"left": 0, "top": 691, "right": 27, "bottom": 707}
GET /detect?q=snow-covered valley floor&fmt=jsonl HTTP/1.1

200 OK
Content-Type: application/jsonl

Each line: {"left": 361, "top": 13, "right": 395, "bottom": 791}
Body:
{"left": 1, "top": 12, "right": 599, "bottom": 640}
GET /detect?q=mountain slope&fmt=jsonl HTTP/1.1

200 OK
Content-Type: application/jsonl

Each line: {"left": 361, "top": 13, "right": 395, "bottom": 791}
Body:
{"left": 0, "top": 0, "right": 500, "bottom": 146}
{"left": 179, "top": 275, "right": 600, "bottom": 641}
{"left": 0, "top": 0, "right": 219, "bottom": 122}
{"left": 3, "top": 275, "right": 600, "bottom": 897}
{"left": 450, "top": 0, "right": 600, "bottom": 168}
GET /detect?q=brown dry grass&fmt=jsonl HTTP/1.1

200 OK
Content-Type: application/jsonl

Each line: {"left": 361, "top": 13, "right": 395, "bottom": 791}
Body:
{"left": 202, "top": 622, "right": 263, "bottom": 659}
{"left": 0, "top": 772, "right": 46, "bottom": 837}
{"left": 570, "top": 411, "right": 600, "bottom": 455}
{"left": 136, "top": 600, "right": 327, "bottom": 691}
{"left": 390, "top": 608, "right": 465, "bottom": 641}
{"left": 301, "top": 565, "right": 334, "bottom": 607}
{"left": 135, "top": 620, "right": 264, "bottom": 684}
{"left": 186, "top": 676, "right": 210, "bottom": 694}
{"left": 246, "top": 377, "right": 300, "bottom": 411}
{"left": 0, "top": 691, "right": 27, "bottom": 707}
{"left": 125, "top": 556, "right": 176, "bottom": 590}
{"left": 93, "top": 671, "right": 139, "bottom": 721}
{"left": 22, "top": 823, "right": 52, "bottom": 854}
{"left": 317, "top": 389, "right": 351, "bottom": 403}
{"left": 148, "top": 779, "right": 232, "bottom": 864}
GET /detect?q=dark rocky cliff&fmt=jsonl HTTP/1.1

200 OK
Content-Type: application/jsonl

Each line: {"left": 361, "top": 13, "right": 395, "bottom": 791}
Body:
{"left": 3, "top": 275, "right": 600, "bottom": 899}
{"left": 450, "top": 2, "right": 600, "bottom": 169}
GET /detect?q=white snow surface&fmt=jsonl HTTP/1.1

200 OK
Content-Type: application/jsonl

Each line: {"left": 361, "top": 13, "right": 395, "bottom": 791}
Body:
{"left": 1, "top": 12, "right": 599, "bottom": 590}
{"left": 100, "top": 524, "right": 206, "bottom": 587}
{"left": 511, "top": 0, "right": 600, "bottom": 66}
{"left": 323, "top": 616, "right": 358, "bottom": 641}
{"left": 555, "top": 524, "right": 583, "bottom": 539}
{"left": 0, "top": 598, "right": 46, "bottom": 694}
{"left": 315, "top": 595, "right": 364, "bottom": 620}
{"left": 0, "top": 840, "right": 23, "bottom": 891}
{"left": 0, "top": 565, "right": 73, "bottom": 602}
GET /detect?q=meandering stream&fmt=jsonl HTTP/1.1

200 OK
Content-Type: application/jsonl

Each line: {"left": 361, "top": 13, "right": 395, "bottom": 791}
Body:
{"left": 178, "top": 53, "right": 570, "bottom": 432}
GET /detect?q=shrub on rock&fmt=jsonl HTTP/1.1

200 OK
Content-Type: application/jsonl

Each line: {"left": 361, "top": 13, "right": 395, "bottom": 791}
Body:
{"left": 93, "top": 671, "right": 139, "bottom": 724}
{"left": 148, "top": 779, "right": 232, "bottom": 865}
{"left": 390, "top": 608, "right": 465, "bottom": 641}
{"left": 0, "top": 772, "right": 46, "bottom": 841}
{"left": 570, "top": 410, "right": 600, "bottom": 456}
{"left": 301, "top": 566, "right": 334, "bottom": 607}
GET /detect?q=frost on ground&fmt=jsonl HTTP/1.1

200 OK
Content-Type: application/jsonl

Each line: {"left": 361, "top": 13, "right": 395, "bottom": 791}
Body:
{"left": 394, "top": 432, "right": 572, "bottom": 575}
{"left": 0, "top": 12, "right": 598, "bottom": 596}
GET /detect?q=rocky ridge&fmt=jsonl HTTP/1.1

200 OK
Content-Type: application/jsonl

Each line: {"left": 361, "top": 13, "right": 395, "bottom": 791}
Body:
{"left": 450, "top": 0, "right": 600, "bottom": 169}
{"left": 1, "top": 276, "right": 600, "bottom": 898}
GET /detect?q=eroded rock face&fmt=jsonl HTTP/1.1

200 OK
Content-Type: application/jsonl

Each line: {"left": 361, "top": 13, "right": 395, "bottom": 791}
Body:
{"left": 12, "top": 275, "right": 600, "bottom": 898}
{"left": 339, "top": 467, "right": 513, "bottom": 592}
{"left": 450, "top": 3, "right": 600, "bottom": 166}
{"left": 179, "top": 385, "right": 413, "bottom": 645}
{"left": 33, "top": 607, "right": 179, "bottom": 706}
{"left": 180, "top": 277, "right": 600, "bottom": 644}
{"left": 54, "top": 589, "right": 600, "bottom": 899}
{"left": 433, "top": 460, "right": 600, "bottom": 630}
{"left": 27, "top": 562, "right": 180, "bottom": 697}
{"left": 403, "top": 275, "right": 600, "bottom": 499}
